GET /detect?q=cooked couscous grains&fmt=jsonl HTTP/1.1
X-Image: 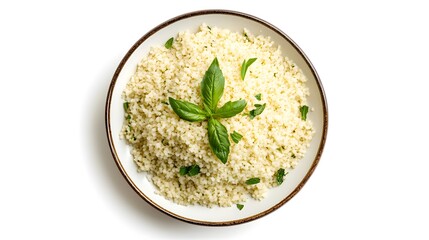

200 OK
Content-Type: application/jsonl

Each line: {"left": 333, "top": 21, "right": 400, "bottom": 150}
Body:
{"left": 120, "top": 24, "right": 314, "bottom": 207}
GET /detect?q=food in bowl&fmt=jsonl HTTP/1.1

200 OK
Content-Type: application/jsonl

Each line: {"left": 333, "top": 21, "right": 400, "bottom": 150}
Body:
{"left": 120, "top": 24, "right": 314, "bottom": 207}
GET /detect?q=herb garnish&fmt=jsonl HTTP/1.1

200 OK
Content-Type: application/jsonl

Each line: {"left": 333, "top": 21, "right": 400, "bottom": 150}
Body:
{"left": 207, "top": 117, "right": 230, "bottom": 163}
{"left": 168, "top": 98, "right": 208, "bottom": 122}
{"left": 241, "top": 58, "right": 257, "bottom": 80}
{"left": 169, "top": 58, "right": 247, "bottom": 164}
{"left": 236, "top": 204, "right": 244, "bottom": 210}
{"left": 123, "top": 102, "right": 129, "bottom": 111}
{"left": 179, "top": 165, "right": 200, "bottom": 176}
{"left": 164, "top": 37, "right": 174, "bottom": 49}
{"left": 245, "top": 177, "right": 260, "bottom": 185}
{"left": 255, "top": 93, "right": 262, "bottom": 101}
{"left": 249, "top": 103, "right": 266, "bottom": 119}
{"left": 300, "top": 105, "right": 309, "bottom": 120}
{"left": 276, "top": 168, "right": 287, "bottom": 185}
{"left": 230, "top": 131, "right": 243, "bottom": 144}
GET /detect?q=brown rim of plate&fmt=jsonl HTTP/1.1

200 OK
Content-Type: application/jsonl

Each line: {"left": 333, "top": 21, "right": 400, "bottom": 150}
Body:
{"left": 105, "top": 9, "right": 328, "bottom": 226}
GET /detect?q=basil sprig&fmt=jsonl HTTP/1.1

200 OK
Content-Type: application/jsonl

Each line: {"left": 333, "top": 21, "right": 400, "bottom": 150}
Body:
{"left": 169, "top": 58, "right": 247, "bottom": 163}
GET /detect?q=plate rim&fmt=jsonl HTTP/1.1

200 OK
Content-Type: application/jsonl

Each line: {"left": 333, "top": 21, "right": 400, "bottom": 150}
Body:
{"left": 105, "top": 9, "right": 328, "bottom": 226}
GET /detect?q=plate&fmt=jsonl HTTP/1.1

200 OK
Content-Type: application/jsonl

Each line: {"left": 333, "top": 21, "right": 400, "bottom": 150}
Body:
{"left": 105, "top": 9, "right": 328, "bottom": 226}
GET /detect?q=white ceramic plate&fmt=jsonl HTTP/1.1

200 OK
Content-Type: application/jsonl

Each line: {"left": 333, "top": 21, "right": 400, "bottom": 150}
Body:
{"left": 105, "top": 9, "right": 328, "bottom": 226}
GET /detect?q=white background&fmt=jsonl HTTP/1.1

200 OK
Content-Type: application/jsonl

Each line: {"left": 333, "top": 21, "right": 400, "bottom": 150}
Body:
{"left": 1, "top": 0, "right": 428, "bottom": 239}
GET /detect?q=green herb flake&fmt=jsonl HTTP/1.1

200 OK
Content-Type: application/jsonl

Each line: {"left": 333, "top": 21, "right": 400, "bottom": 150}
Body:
{"left": 188, "top": 165, "right": 200, "bottom": 176}
{"left": 179, "top": 166, "right": 189, "bottom": 176}
{"left": 161, "top": 101, "right": 169, "bottom": 105}
{"left": 245, "top": 177, "right": 260, "bottom": 185}
{"left": 249, "top": 103, "right": 266, "bottom": 119}
{"left": 179, "top": 165, "right": 200, "bottom": 176}
{"left": 276, "top": 168, "right": 287, "bottom": 185}
{"left": 230, "top": 131, "right": 243, "bottom": 144}
{"left": 164, "top": 37, "right": 174, "bottom": 49}
{"left": 300, "top": 105, "right": 309, "bottom": 121}
{"left": 243, "top": 32, "right": 250, "bottom": 41}
{"left": 123, "top": 102, "right": 129, "bottom": 111}
{"left": 241, "top": 58, "right": 257, "bottom": 80}
{"left": 236, "top": 204, "right": 244, "bottom": 210}
{"left": 255, "top": 93, "right": 262, "bottom": 101}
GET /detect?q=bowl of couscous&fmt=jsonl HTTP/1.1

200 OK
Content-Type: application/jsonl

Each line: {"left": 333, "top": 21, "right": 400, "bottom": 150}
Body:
{"left": 105, "top": 9, "right": 328, "bottom": 226}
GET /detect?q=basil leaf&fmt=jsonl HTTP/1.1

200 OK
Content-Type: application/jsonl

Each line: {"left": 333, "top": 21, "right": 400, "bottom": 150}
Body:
{"left": 245, "top": 177, "right": 260, "bottom": 185}
{"left": 255, "top": 93, "right": 262, "bottom": 101}
{"left": 164, "top": 37, "right": 174, "bottom": 49}
{"left": 276, "top": 168, "right": 286, "bottom": 185}
{"left": 241, "top": 58, "right": 257, "bottom": 80}
{"left": 212, "top": 99, "right": 247, "bottom": 118}
{"left": 168, "top": 97, "right": 208, "bottom": 122}
{"left": 201, "top": 58, "right": 225, "bottom": 112}
{"left": 230, "top": 131, "right": 243, "bottom": 144}
{"left": 208, "top": 118, "right": 230, "bottom": 164}
{"left": 187, "top": 165, "right": 200, "bottom": 176}
{"left": 249, "top": 103, "right": 266, "bottom": 119}
{"left": 236, "top": 204, "right": 244, "bottom": 210}
{"left": 300, "top": 105, "right": 309, "bottom": 120}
